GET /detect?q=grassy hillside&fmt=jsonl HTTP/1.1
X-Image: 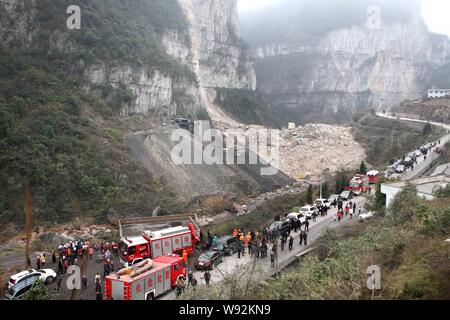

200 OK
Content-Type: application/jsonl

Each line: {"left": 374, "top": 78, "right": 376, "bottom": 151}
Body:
{"left": 392, "top": 99, "right": 450, "bottom": 124}
{"left": 0, "top": 0, "right": 189, "bottom": 228}
{"left": 351, "top": 113, "right": 443, "bottom": 167}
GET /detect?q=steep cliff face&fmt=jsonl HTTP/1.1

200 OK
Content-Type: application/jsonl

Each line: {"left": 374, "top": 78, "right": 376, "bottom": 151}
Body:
{"left": 241, "top": 0, "right": 450, "bottom": 123}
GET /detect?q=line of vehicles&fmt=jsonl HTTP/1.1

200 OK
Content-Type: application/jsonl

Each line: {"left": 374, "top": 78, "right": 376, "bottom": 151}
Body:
{"left": 385, "top": 142, "right": 438, "bottom": 177}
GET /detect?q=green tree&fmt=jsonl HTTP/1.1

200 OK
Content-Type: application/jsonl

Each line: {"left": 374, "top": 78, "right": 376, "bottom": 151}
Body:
{"left": 22, "top": 279, "right": 52, "bottom": 300}
{"left": 306, "top": 184, "right": 313, "bottom": 204}
{"left": 359, "top": 160, "right": 367, "bottom": 174}
{"left": 322, "top": 182, "right": 330, "bottom": 199}
{"left": 335, "top": 173, "right": 348, "bottom": 194}
{"left": 373, "top": 180, "right": 386, "bottom": 215}
{"left": 423, "top": 123, "right": 432, "bottom": 136}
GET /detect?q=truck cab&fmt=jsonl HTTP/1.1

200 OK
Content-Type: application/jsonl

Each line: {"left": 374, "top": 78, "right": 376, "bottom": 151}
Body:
{"left": 119, "top": 236, "right": 150, "bottom": 267}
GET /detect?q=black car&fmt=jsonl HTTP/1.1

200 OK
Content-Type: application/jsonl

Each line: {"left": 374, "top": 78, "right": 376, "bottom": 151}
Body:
{"left": 212, "top": 235, "right": 241, "bottom": 256}
{"left": 194, "top": 251, "right": 224, "bottom": 270}
{"left": 267, "top": 219, "right": 291, "bottom": 236}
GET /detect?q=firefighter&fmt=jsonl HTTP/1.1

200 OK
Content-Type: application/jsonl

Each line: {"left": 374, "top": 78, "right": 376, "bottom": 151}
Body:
{"left": 246, "top": 232, "right": 252, "bottom": 249}
{"left": 182, "top": 249, "right": 188, "bottom": 265}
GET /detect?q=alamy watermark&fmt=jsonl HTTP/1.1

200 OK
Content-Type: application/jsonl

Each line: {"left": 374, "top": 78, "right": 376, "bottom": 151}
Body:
{"left": 367, "top": 5, "right": 382, "bottom": 30}
{"left": 366, "top": 265, "right": 381, "bottom": 290}
{"left": 67, "top": 5, "right": 81, "bottom": 30}
{"left": 170, "top": 121, "right": 280, "bottom": 176}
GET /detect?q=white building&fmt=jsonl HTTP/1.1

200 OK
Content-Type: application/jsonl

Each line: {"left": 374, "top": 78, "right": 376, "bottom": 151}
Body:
{"left": 381, "top": 175, "right": 450, "bottom": 208}
{"left": 428, "top": 89, "right": 450, "bottom": 99}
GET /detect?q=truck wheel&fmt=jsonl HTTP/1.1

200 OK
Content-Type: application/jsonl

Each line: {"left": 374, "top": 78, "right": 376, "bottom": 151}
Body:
{"left": 146, "top": 293, "right": 155, "bottom": 300}
{"left": 225, "top": 249, "right": 232, "bottom": 256}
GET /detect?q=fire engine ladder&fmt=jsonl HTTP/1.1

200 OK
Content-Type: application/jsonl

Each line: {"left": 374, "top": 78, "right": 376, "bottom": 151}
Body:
{"left": 117, "top": 214, "right": 201, "bottom": 238}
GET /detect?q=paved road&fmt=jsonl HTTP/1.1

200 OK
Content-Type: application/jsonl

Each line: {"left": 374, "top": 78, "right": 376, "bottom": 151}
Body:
{"left": 161, "top": 198, "right": 365, "bottom": 300}
{"left": 376, "top": 112, "right": 450, "bottom": 181}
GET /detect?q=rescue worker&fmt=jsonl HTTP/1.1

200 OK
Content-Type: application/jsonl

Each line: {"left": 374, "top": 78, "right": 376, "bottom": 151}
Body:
{"left": 246, "top": 233, "right": 252, "bottom": 254}
{"left": 182, "top": 249, "right": 188, "bottom": 265}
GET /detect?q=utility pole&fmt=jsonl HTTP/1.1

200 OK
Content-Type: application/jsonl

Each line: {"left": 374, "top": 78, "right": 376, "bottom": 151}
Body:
{"left": 24, "top": 179, "right": 32, "bottom": 269}
{"left": 320, "top": 159, "right": 324, "bottom": 199}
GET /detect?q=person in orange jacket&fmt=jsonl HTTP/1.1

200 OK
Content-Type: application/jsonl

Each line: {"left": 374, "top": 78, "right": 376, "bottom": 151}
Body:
{"left": 182, "top": 249, "right": 188, "bottom": 265}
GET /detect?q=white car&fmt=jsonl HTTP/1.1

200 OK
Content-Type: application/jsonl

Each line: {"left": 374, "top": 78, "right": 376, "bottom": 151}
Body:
{"left": 395, "top": 165, "right": 405, "bottom": 173}
{"left": 299, "top": 205, "right": 318, "bottom": 219}
{"left": 8, "top": 268, "right": 57, "bottom": 289}
{"left": 315, "top": 198, "right": 331, "bottom": 209}
{"left": 358, "top": 211, "right": 375, "bottom": 222}
{"left": 286, "top": 212, "right": 307, "bottom": 225}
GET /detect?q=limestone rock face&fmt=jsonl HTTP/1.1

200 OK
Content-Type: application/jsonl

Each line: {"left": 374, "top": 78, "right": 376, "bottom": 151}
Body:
{"left": 248, "top": 13, "right": 450, "bottom": 123}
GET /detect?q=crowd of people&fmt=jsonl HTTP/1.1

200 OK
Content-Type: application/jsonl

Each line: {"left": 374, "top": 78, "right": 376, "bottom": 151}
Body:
{"left": 334, "top": 201, "right": 361, "bottom": 222}
{"left": 31, "top": 239, "right": 121, "bottom": 300}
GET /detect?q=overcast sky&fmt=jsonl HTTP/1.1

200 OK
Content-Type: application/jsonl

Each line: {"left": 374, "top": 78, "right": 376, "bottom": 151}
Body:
{"left": 238, "top": 0, "right": 450, "bottom": 37}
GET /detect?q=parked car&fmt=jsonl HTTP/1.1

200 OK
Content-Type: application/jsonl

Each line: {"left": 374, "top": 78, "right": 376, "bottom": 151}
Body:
{"left": 212, "top": 235, "right": 241, "bottom": 256}
{"left": 359, "top": 211, "right": 375, "bottom": 222}
{"left": 328, "top": 194, "right": 341, "bottom": 206}
{"left": 299, "top": 205, "right": 318, "bottom": 219}
{"left": 5, "top": 273, "right": 40, "bottom": 300}
{"left": 194, "top": 251, "right": 224, "bottom": 270}
{"left": 286, "top": 212, "right": 307, "bottom": 226}
{"left": 315, "top": 198, "right": 331, "bottom": 209}
{"left": 340, "top": 191, "right": 353, "bottom": 201}
{"left": 407, "top": 152, "right": 417, "bottom": 161}
{"left": 268, "top": 219, "right": 292, "bottom": 234}
{"left": 395, "top": 165, "right": 405, "bottom": 173}
{"left": 415, "top": 150, "right": 422, "bottom": 158}
{"left": 8, "top": 268, "right": 56, "bottom": 289}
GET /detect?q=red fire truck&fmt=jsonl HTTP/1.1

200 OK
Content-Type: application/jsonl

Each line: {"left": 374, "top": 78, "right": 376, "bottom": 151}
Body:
{"left": 119, "top": 223, "right": 199, "bottom": 266}
{"left": 366, "top": 170, "right": 380, "bottom": 184}
{"left": 105, "top": 254, "right": 186, "bottom": 300}
{"left": 345, "top": 174, "right": 370, "bottom": 194}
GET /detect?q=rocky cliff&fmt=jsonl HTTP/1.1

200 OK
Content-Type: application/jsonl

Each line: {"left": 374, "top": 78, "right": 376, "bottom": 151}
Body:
{"left": 0, "top": 0, "right": 290, "bottom": 225}
{"left": 241, "top": 0, "right": 450, "bottom": 124}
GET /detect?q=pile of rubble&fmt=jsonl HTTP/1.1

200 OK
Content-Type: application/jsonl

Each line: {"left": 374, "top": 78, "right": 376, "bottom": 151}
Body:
{"left": 279, "top": 123, "right": 366, "bottom": 181}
